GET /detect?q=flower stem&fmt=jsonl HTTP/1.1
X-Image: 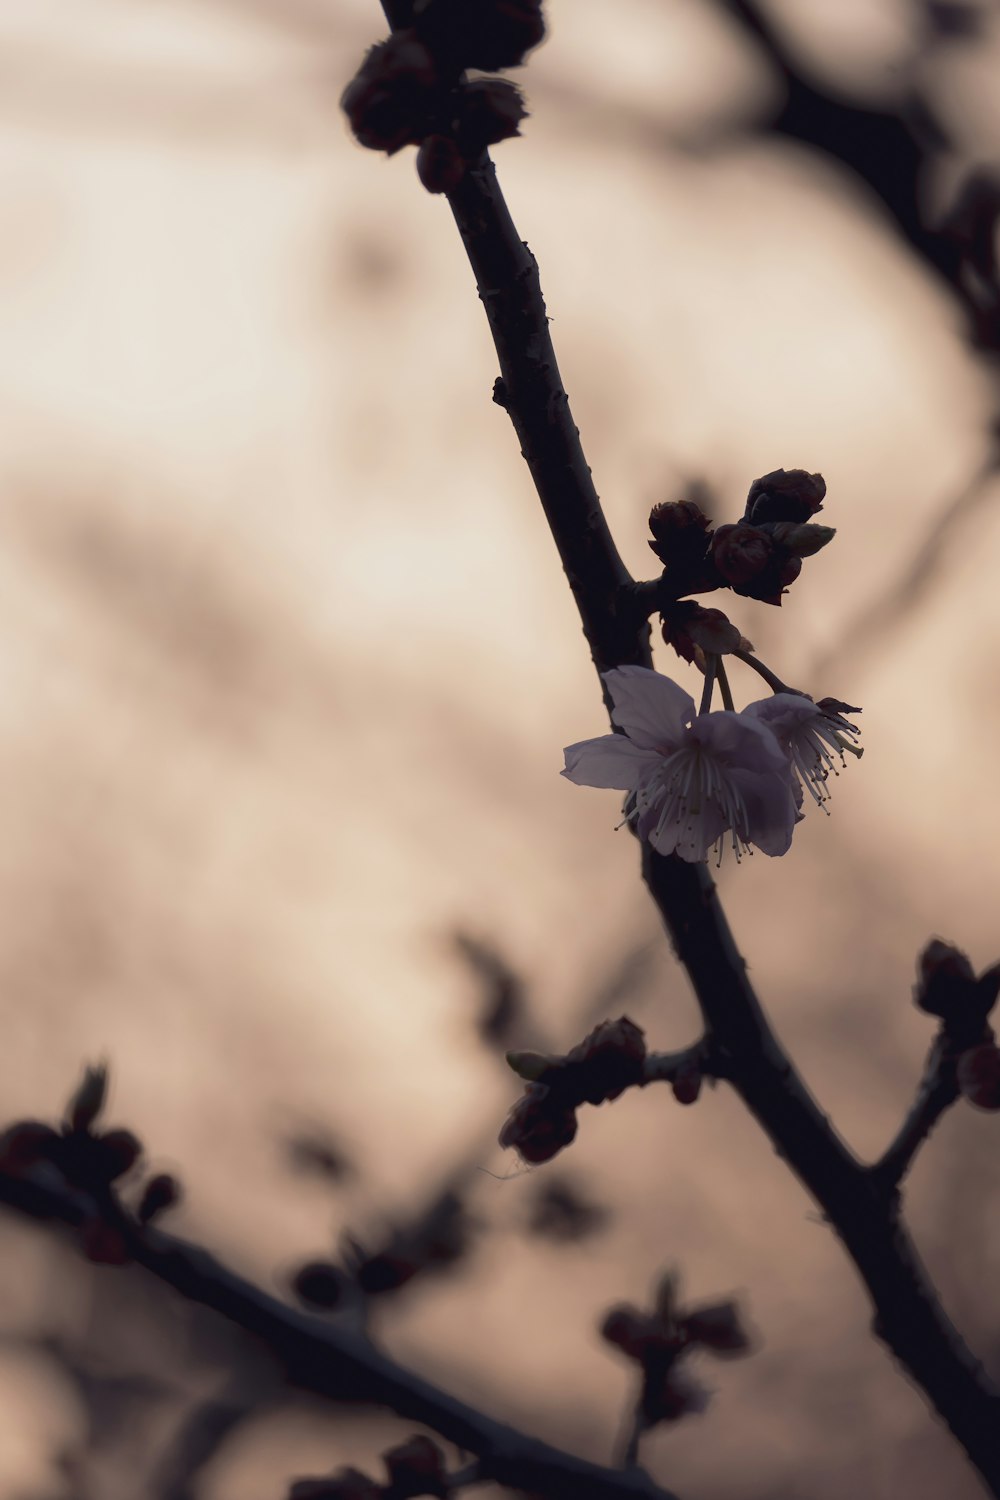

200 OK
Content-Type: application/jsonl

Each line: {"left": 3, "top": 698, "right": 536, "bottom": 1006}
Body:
{"left": 699, "top": 655, "right": 717, "bottom": 715}
{"left": 732, "top": 648, "right": 796, "bottom": 696}
{"left": 716, "top": 658, "right": 735, "bottom": 711}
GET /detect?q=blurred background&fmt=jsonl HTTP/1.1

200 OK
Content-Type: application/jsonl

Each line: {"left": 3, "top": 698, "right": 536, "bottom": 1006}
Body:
{"left": 0, "top": 0, "right": 999, "bottom": 1496}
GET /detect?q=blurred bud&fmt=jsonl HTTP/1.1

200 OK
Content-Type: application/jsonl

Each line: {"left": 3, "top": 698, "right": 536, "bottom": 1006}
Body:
{"left": 292, "top": 1261, "right": 346, "bottom": 1310}
{"left": 416, "top": 135, "right": 466, "bottom": 194}
{"left": 641, "top": 1363, "right": 712, "bottom": 1426}
{"left": 413, "top": 0, "right": 546, "bottom": 71}
{"left": 289, "top": 1469, "right": 383, "bottom": 1500}
{"left": 914, "top": 939, "right": 977, "bottom": 1022}
{"left": 670, "top": 1058, "right": 702, "bottom": 1106}
{"left": 92, "top": 1129, "right": 143, "bottom": 1184}
{"left": 81, "top": 1215, "right": 130, "bottom": 1267}
{"left": 957, "top": 1043, "right": 1000, "bottom": 1110}
{"left": 138, "top": 1173, "right": 181, "bottom": 1225}
{"left": 765, "top": 522, "right": 836, "bottom": 558}
{"left": 383, "top": 1435, "right": 449, "bottom": 1498}
{"left": 681, "top": 1300, "right": 752, "bottom": 1355}
{"left": 745, "top": 469, "right": 826, "bottom": 525}
{"left": 505, "top": 1049, "right": 554, "bottom": 1081}
{"left": 341, "top": 32, "right": 441, "bottom": 155}
{"left": 661, "top": 602, "right": 748, "bottom": 665}
{"left": 455, "top": 78, "right": 527, "bottom": 153}
{"left": 0, "top": 1121, "right": 61, "bottom": 1173}
{"left": 66, "top": 1062, "right": 109, "bottom": 1134}
{"left": 498, "top": 1085, "right": 578, "bottom": 1163}
{"left": 601, "top": 1305, "right": 664, "bottom": 1360}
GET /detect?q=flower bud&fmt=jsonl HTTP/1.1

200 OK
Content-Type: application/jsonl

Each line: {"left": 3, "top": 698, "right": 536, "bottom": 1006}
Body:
{"left": 66, "top": 1062, "right": 109, "bottom": 1134}
{"left": 745, "top": 469, "right": 826, "bottom": 525}
{"left": 505, "top": 1049, "right": 555, "bottom": 1081}
{"left": 292, "top": 1261, "right": 345, "bottom": 1310}
{"left": 914, "top": 939, "right": 976, "bottom": 1019}
{"left": 415, "top": 134, "right": 466, "bottom": 194}
{"left": 566, "top": 1016, "right": 646, "bottom": 1104}
{"left": 765, "top": 522, "right": 836, "bottom": 558}
{"left": 413, "top": 0, "right": 546, "bottom": 72}
{"left": 648, "top": 499, "right": 712, "bottom": 568}
{"left": 661, "top": 602, "right": 748, "bottom": 665}
{"left": 601, "top": 1305, "right": 664, "bottom": 1360}
{"left": 454, "top": 79, "right": 527, "bottom": 154}
{"left": 138, "top": 1172, "right": 181, "bottom": 1225}
{"left": 710, "top": 524, "right": 773, "bottom": 588}
{"left": 670, "top": 1059, "right": 702, "bottom": 1106}
{"left": 498, "top": 1086, "right": 577, "bottom": 1163}
{"left": 0, "top": 1121, "right": 61, "bottom": 1172}
{"left": 341, "top": 32, "right": 441, "bottom": 155}
{"left": 81, "top": 1215, "right": 130, "bottom": 1266}
{"left": 383, "top": 1435, "right": 448, "bottom": 1499}
{"left": 681, "top": 1300, "right": 751, "bottom": 1355}
{"left": 289, "top": 1468, "right": 383, "bottom": 1500}
{"left": 957, "top": 1043, "right": 1000, "bottom": 1110}
{"left": 93, "top": 1128, "right": 143, "bottom": 1184}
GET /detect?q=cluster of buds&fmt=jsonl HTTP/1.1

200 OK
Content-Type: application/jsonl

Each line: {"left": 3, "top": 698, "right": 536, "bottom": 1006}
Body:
{"left": 649, "top": 470, "right": 834, "bottom": 647}
{"left": 0, "top": 1064, "right": 180, "bottom": 1263}
{"left": 602, "top": 1271, "right": 752, "bottom": 1431}
{"left": 294, "top": 1190, "right": 473, "bottom": 1307}
{"left": 914, "top": 940, "right": 1000, "bottom": 1108}
{"left": 499, "top": 1017, "right": 646, "bottom": 1163}
{"left": 289, "top": 1435, "right": 450, "bottom": 1500}
{"left": 341, "top": 1, "right": 544, "bottom": 194}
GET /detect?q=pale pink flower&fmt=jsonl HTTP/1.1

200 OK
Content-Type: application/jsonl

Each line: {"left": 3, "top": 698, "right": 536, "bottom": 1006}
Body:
{"left": 562, "top": 666, "right": 799, "bottom": 863}
{"left": 743, "top": 692, "right": 861, "bottom": 808}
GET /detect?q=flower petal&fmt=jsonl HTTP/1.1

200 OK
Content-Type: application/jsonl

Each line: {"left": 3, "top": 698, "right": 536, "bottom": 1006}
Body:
{"left": 562, "top": 734, "right": 662, "bottom": 790}
{"left": 731, "top": 767, "right": 799, "bottom": 856}
{"left": 602, "top": 666, "right": 694, "bottom": 751}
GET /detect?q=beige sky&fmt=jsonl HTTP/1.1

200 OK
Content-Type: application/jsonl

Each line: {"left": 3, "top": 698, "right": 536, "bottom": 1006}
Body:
{"left": 0, "top": 3, "right": 997, "bottom": 1497}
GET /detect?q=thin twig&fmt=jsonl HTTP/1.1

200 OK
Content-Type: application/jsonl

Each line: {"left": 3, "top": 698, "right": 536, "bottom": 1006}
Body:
{"left": 873, "top": 1036, "right": 962, "bottom": 1194}
{"left": 0, "top": 1163, "right": 676, "bottom": 1500}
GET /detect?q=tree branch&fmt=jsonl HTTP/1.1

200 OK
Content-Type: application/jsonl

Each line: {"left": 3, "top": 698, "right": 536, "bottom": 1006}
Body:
{"left": 390, "top": 54, "right": 1000, "bottom": 1497}
{"left": 0, "top": 1163, "right": 677, "bottom": 1500}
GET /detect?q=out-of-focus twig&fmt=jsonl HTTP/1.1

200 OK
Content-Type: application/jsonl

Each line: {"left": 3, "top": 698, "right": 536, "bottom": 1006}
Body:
{"left": 0, "top": 1163, "right": 678, "bottom": 1500}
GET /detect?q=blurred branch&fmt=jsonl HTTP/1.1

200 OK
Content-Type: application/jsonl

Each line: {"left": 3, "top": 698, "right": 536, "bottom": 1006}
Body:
{"left": 367, "top": 5, "right": 1000, "bottom": 1488}
{"left": 0, "top": 1163, "right": 677, "bottom": 1500}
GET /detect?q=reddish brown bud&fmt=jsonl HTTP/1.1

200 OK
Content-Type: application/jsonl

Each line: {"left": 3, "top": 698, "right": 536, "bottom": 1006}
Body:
{"left": 661, "top": 602, "right": 748, "bottom": 665}
{"left": 0, "top": 1121, "right": 61, "bottom": 1172}
{"left": 648, "top": 499, "right": 712, "bottom": 568}
{"left": 681, "top": 1300, "right": 752, "bottom": 1355}
{"left": 137, "top": 1172, "right": 180, "bottom": 1225}
{"left": 670, "top": 1060, "right": 703, "bottom": 1106}
{"left": 711, "top": 524, "right": 773, "bottom": 587}
{"left": 601, "top": 1305, "right": 668, "bottom": 1361}
{"left": 289, "top": 1469, "right": 383, "bottom": 1500}
{"left": 454, "top": 78, "right": 527, "bottom": 153}
{"left": 641, "top": 1364, "right": 711, "bottom": 1425}
{"left": 498, "top": 1086, "right": 578, "bottom": 1163}
{"left": 745, "top": 469, "right": 826, "bottom": 525}
{"left": 94, "top": 1129, "right": 143, "bottom": 1183}
{"left": 341, "top": 32, "right": 441, "bottom": 155}
{"left": 566, "top": 1017, "right": 647, "bottom": 1104}
{"left": 81, "top": 1215, "right": 130, "bottom": 1267}
{"left": 383, "top": 1435, "right": 448, "bottom": 1498}
{"left": 914, "top": 939, "right": 977, "bottom": 1018}
{"left": 415, "top": 134, "right": 466, "bottom": 194}
{"left": 958, "top": 1043, "right": 1000, "bottom": 1110}
{"left": 66, "top": 1062, "right": 109, "bottom": 1134}
{"left": 292, "top": 1261, "right": 345, "bottom": 1310}
{"left": 413, "top": 0, "right": 545, "bottom": 71}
